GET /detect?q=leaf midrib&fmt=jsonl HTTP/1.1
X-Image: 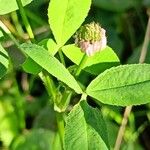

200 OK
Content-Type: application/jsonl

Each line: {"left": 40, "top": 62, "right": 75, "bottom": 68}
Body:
{"left": 88, "top": 79, "right": 150, "bottom": 93}
{"left": 60, "top": 0, "right": 69, "bottom": 45}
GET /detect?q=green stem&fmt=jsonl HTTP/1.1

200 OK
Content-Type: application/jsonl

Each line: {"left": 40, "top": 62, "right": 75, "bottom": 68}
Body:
{"left": 16, "top": 0, "right": 34, "bottom": 41}
{"left": 25, "top": 9, "right": 47, "bottom": 26}
{"left": 74, "top": 54, "right": 88, "bottom": 77}
{"left": 58, "top": 50, "right": 66, "bottom": 67}
{"left": 56, "top": 112, "right": 64, "bottom": 147}
{"left": 11, "top": 11, "right": 24, "bottom": 36}
{"left": 58, "top": 90, "right": 72, "bottom": 112}
{"left": 59, "top": 54, "right": 88, "bottom": 111}
{"left": 40, "top": 72, "right": 56, "bottom": 101}
{"left": 40, "top": 72, "right": 64, "bottom": 146}
{"left": 0, "top": 20, "right": 26, "bottom": 58}
{"left": 114, "top": 12, "right": 150, "bottom": 150}
{"left": 0, "top": 20, "right": 20, "bottom": 47}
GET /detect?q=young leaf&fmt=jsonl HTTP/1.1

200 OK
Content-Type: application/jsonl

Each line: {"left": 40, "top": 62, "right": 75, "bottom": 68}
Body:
{"left": 0, "top": 0, "right": 32, "bottom": 15}
{"left": 48, "top": 0, "right": 91, "bottom": 46}
{"left": 64, "top": 100, "right": 109, "bottom": 150}
{"left": 0, "top": 44, "right": 9, "bottom": 79}
{"left": 62, "top": 45, "right": 120, "bottom": 75}
{"left": 86, "top": 64, "right": 150, "bottom": 106}
{"left": 20, "top": 43, "right": 82, "bottom": 94}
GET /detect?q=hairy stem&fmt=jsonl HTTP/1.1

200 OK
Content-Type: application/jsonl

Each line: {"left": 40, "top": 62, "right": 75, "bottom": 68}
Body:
{"left": 114, "top": 10, "right": 150, "bottom": 150}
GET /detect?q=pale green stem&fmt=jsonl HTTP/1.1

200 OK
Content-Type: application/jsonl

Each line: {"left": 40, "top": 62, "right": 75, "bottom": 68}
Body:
{"left": 56, "top": 112, "right": 64, "bottom": 147}
{"left": 0, "top": 20, "right": 20, "bottom": 47}
{"left": 0, "top": 20, "right": 26, "bottom": 58}
{"left": 16, "top": 0, "right": 34, "bottom": 41}
{"left": 39, "top": 72, "right": 56, "bottom": 101}
{"left": 58, "top": 53, "right": 88, "bottom": 111}
{"left": 11, "top": 11, "right": 24, "bottom": 36}
{"left": 39, "top": 72, "right": 64, "bottom": 146}
{"left": 58, "top": 50, "right": 66, "bottom": 66}
{"left": 75, "top": 54, "right": 88, "bottom": 77}
{"left": 25, "top": 9, "right": 47, "bottom": 26}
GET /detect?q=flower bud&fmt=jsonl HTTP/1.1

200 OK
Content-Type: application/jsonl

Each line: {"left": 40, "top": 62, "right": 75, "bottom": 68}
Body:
{"left": 75, "top": 22, "right": 107, "bottom": 56}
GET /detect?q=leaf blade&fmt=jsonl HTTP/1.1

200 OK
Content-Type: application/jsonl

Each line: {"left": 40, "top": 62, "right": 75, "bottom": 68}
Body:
{"left": 48, "top": 0, "right": 91, "bottom": 46}
{"left": 86, "top": 64, "right": 150, "bottom": 106}
{"left": 20, "top": 43, "right": 82, "bottom": 94}
{"left": 64, "top": 100, "right": 109, "bottom": 150}
{"left": 62, "top": 45, "right": 120, "bottom": 75}
{"left": 0, "top": 0, "right": 32, "bottom": 15}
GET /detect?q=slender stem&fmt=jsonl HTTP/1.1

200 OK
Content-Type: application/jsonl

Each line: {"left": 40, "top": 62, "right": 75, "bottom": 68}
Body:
{"left": 16, "top": 0, "right": 34, "bottom": 41}
{"left": 0, "top": 20, "right": 26, "bottom": 57}
{"left": 58, "top": 54, "right": 88, "bottom": 111}
{"left": 75, "top": 54, "right": 88, "bottom": 77}
{"left": 45, "top": 75, "right": 56, "bottom": 100}
{"left": 58, "top": 50, "right": 66, "bottom": 67}
{"left": 114, "top": 106, "right": 132, "bottom": 150}
{"left": 0, "top": 20, "right": 20, "bottom": 47}
{"left": 55, "top": 53, "right": 88, "bottom": 145}
{"left": 56, "top": 112, "right": 64, "bottom": 147}
{"left": 139, "top": 17, "right": 150, "bottom": 63}
{"left": 58, "top": 90, "right": 72, "bottom": 112}
{"left": 11, "top": 11, "right": 24, "bottom": 36}
{"left": 114, "top": 11, "right": 150, "bottom": 150}
{"left": 25, "top": 9, "right": 47, "bottom": 26}
{"left": 40, "top": 72, "right": 56, "bottom": 101}
{"left": 39, "top": 72, "right": 64, "bottom": 146}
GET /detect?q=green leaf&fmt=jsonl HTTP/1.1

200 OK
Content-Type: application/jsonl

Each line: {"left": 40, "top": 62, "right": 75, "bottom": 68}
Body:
{"left": 7, "top": 46, "right": 26, "bottom": 68}
{"left": 62, "top": 45, "right": 120, "bottom": 75}
{"left": 48, "top": 0, "right": 91, "bottom": 46}
{"left": 86, "top": 64, "right": 150, "bottom": 106}
{"left": 0, "top": 0, "right": 32, "bottom": 15}
{"left": 64, "top": 100, "right": 109, "bottom": 150}
{"left": 0, "top": 44, "right": 9, "bottom": 79}
{"left": 22, "top": 57, "right": 42, "bottom": 74}
{"left": 20, "top": 43, "right": 82, "bottom": 94}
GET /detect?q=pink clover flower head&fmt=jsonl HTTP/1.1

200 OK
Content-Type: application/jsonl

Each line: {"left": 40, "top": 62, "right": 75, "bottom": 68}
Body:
{"left": 75, "top": 22, "right": 107, "bottom": 56}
